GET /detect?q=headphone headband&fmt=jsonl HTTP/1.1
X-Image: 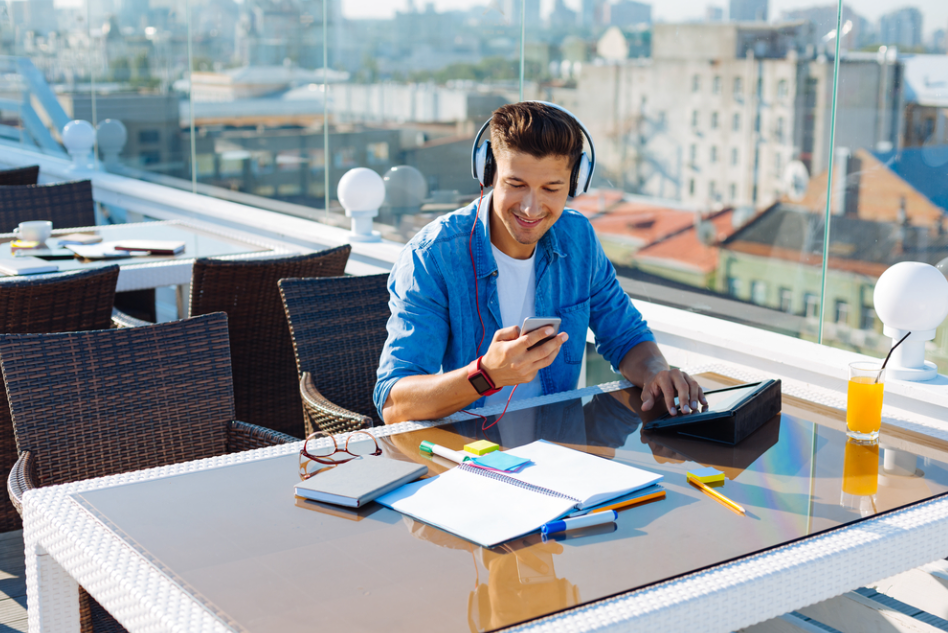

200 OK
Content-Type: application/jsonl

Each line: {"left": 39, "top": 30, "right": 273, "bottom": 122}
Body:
{"left": 471, "top": 101, "right": 596, "bottom": 197}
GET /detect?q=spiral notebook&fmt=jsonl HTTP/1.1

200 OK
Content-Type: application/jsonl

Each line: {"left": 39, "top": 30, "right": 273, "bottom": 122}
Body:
{"left": 376, "top": 440, "right": 662, "bottom": 547}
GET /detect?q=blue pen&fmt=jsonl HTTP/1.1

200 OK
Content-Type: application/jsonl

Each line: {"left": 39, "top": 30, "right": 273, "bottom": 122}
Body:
{"left": 540, "top": 510, "right": 617, "bottom": 535}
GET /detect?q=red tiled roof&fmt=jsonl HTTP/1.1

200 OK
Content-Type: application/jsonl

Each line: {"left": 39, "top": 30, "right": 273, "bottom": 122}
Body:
{"left": 590, "top": 202, "right": 696, "bottom": 247}
{"left": 570, "top": 189, "right": 626, "bottom": 217}
{"left": 634, "top": 209, "right": 740, "bottom": 274}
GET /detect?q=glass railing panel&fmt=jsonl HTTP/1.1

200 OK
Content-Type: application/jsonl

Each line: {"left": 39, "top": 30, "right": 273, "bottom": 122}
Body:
{"left": 822, "top": 0, "right": 948, "bottom": 375}
{"left": 529, "top": 4, "right": 840, "bottom": 355}
{"left": 1, "top": 0, "right": 90, "bottom": 156}
{"left": 2, "top": 0, "right": 192, "bottom": 182}
{"left": 320, "top": 0, "right": 519, "bottom": 241}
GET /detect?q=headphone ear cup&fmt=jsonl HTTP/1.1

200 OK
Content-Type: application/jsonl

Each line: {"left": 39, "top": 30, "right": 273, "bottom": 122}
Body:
{"left": 473, "top": 141, "right": 488, "bottom": 186}
{"left": 572, "top": 153, "right": 591, "bottom": 196}
{"left": 482, "top": 143, "right": 496, "bottom": 187}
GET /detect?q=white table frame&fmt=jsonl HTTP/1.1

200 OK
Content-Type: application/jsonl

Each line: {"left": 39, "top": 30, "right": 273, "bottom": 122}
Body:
{"left": 0, "top": 219, "right": 303, "bottom": 294}
{"left": 22, "top": 364, "right": 948, "bottom": 633}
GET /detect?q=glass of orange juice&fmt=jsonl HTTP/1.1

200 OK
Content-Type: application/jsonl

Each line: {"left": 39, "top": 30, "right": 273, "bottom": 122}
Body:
{"left": 846, "top": 361, "right": 885, "bottom": 441}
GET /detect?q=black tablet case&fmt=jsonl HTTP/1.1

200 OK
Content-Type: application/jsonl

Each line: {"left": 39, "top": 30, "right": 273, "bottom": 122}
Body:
{"left": 643, "top": 379, "right": 782, "bottom": 445}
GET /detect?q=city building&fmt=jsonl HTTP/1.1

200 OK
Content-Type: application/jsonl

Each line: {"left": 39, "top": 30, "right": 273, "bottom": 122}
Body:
{"left": 58, "top": 91, "right": 184, "bottom": 173}
{"left": 610, "top": 1, "right": 651, "bottom": 28}
{"left": 706, "top": 6, "right": 724, "bottom": 23}
{"left": 781, "top": 4, "right": 871, "bottom": 51}
{"left": 901, "top": 54, "right": 948, "bottom": 148}
{"left": 878, "top": 7, "right": 924, "bottom": 50}
{"left": 554, "top": 22, "right": 901, "bottom": 211}
{"left": 729, "top": 0, "right": 767, "bottom": 22}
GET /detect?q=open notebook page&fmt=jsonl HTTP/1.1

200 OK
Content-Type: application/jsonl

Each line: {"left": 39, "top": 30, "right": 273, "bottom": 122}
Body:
{"left": 503, "top": 440, "right": 663, "bottom": 509}
{"left": 376, "top": 465, "right": 576, "bottom": 548}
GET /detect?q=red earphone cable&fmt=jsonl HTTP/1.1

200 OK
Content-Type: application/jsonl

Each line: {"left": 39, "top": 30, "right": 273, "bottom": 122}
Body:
{"left": 469, "top": 184, "right": 487, "bottom": 357}
{"left": 463, "top": 184, "right": 517, "bottom": 431}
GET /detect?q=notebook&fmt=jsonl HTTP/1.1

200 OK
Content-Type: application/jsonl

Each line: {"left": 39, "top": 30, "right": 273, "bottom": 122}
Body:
{"left": 0, "top": 257, "right": 58, "bottom": 276}
{"left": 65, "top": 242, "right": 148, "bottom": 260}
{"left": 294, "top": 456, "right": 427, "bottom": 508}
{"left": 113, "top": 240, "right": 186, "bottom": 255}
{"left": 377, "top": 440, "right": 663, "bottom": 547}
{"left": 56, "top": 233, "right": 102, "bottom": 245}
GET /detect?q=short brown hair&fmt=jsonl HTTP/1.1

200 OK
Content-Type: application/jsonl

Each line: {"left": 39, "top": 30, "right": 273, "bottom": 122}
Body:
{"left": 489, "top": 102, "right": 584, "bottom": 172}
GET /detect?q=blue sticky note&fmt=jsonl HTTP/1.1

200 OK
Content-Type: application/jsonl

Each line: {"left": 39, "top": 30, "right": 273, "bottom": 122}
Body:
{"left": 472, "top": 451, "right": 530, "bottom": 471}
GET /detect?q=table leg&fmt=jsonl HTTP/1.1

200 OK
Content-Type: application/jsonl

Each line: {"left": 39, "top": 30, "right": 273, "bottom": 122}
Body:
{"left": 176, "top": 282, "right": 191, "bottom": 319}
{"left": 26, "top": 544, "right": 81, "bottom": 633}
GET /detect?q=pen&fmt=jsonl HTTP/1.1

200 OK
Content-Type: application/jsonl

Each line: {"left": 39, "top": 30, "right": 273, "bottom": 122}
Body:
{"left": 419, "top": 440, "right": 469, "bottom": 465}
{"left": 540, "top": 510, "right": 617, "bottom": 535}
{"left": 590, "top": 489, "right": 666, "bottom": 514}
{"left": 687, "top": 474, "right": 745, "bottom": 515}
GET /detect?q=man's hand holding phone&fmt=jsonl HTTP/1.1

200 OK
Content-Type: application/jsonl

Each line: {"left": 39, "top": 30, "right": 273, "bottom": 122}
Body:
{"left": 479, "top": 318, "right": 567, "bottom": 388}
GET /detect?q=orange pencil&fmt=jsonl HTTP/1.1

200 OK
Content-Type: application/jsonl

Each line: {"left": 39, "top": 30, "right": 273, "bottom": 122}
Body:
{"left": 687, "top": 474, "right": 745, "bottom": 515}
{"left": 590, "top": 489, "right": 666, "bottom": 514}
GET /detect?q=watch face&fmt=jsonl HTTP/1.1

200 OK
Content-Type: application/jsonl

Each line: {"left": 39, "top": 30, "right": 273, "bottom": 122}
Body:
{"left": 470, "top": 373, "right": 493, "bottom": 395}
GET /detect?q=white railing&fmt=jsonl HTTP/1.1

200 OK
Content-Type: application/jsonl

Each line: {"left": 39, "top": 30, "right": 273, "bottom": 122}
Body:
{"left": 2, "top": 142, "right": 948, "bottom": 425}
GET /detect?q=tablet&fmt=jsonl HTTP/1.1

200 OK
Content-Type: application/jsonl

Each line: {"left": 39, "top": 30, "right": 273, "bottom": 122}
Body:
{"left": 643, "top": 380, "right": 782, "bottom": 445}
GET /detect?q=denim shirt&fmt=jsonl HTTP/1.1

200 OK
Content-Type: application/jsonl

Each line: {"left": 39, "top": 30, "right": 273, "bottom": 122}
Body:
{"left": 373, "top": 193, "right": 655, "bottom": 419}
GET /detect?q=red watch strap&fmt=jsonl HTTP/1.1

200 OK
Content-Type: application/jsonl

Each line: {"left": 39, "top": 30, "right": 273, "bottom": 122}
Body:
{"left": 468, "top": 356, "right": 501, "bottom": 396}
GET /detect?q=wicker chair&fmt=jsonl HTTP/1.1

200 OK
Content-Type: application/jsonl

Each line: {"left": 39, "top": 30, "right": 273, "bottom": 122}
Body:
{"left": 188, "top": 245, "right": 351, "bottom": 438}
{"left": 0, "top": 165, "right": 40, "bottom": 186}
{"left": 0, "top": 179, "right": 95, "bottom": 232}
{"left": 0, "top": 312, "right": 297, "bottom": 633}
{"left": 279, "top": 274, "right": 391, "bottom": 436}
{"left": 0, "top": 265, "right": 123, "bottom": 534}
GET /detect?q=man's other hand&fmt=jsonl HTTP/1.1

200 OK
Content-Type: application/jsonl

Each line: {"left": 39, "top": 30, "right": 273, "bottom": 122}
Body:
{"left": 480, "top": 325, "right": 568, "bottom": 388}
{"left": 640, "top": 369, "right": 707, "bottom": 416}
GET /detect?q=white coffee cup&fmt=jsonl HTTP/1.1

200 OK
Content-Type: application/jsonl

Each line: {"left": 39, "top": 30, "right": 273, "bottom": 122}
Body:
{"left": 15, "top": 220, "right": 53, "bottom": 243}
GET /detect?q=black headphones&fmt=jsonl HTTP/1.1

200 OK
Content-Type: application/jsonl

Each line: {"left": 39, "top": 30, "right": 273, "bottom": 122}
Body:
{"left": 470, "top": 101, "right": 596, "bottom": 198}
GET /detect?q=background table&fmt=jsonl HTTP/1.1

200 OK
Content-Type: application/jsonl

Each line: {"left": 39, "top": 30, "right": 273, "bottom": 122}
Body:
{"left": 0, "top": 220, "right": 300, "bottom": 293}
{"left": 22, "top": 372, "right": 948, "bottom": 633}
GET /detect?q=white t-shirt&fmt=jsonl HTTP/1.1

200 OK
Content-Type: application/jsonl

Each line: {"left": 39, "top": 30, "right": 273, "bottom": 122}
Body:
{"left": 481, "top": 209, "right": 543, "bottom": 443}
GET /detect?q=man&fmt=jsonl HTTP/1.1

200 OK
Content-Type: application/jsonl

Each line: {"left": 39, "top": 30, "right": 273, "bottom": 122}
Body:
{"left": 375, "top": 101, "right": 705, "bottom": 425}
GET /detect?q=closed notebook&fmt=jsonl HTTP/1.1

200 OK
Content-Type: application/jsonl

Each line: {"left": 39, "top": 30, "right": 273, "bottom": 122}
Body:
{"left": 0, "top": 256, "right": 58, "bottom": 276}
{"left": 294, "top": 456, "right": 427, "bottom": 508}
{"left": 113, "top": 240, "right": 185, "bottom": 255}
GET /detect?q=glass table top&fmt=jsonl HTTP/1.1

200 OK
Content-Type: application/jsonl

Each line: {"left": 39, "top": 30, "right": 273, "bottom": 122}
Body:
{"left": 72, "top": 375, "right": 948, "bottom": 633}
{"left": 0, "top": 222, "right": 269, "bottom": 275}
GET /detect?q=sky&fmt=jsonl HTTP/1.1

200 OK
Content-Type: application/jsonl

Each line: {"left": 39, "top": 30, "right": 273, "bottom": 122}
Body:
{"left": 45, "top": 0, "right": 948, "bottom": 38}
{"left": 340, "top": 0, "right": 948, "bottom": 37}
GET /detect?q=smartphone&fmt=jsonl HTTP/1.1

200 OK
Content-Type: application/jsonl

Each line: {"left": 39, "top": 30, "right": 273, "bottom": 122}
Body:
{"left": 521, "top": 317, "right": 561, "bottom": 350}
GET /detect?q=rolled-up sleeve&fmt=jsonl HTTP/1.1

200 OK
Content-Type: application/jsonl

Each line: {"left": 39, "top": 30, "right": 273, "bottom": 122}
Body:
{"left": 374, "top": 245, "right": 451, "bottom": 418}
{"left": 586, "top": 229, "right": 655, "bottom": 372}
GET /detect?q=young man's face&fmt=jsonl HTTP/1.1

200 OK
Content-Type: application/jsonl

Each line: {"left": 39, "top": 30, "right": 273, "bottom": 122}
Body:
{"left": 490, "top": 149, "right": 572, "bottom": 259}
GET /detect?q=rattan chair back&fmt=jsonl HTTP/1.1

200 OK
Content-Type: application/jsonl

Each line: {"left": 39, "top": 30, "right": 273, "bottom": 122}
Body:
{"left": 0, "top": 266, "right": 119, "bottom": 532}
{"left": 0, "top": 165, "right": 40, "bottom": 187}
{"left": 0, "top": 179, "right": 95, "bottom": 232}
{"left": 279, "top": 274, "right": 391, "bottom": 426}
{"left": 188, "top": 246, "right": 351, "bottom": 438}
{"left": 0, "top": 312, "right": 234, "bottom": 489}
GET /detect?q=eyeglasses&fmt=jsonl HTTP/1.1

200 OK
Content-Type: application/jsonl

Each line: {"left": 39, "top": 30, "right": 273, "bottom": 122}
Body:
{"left": 298, "top": 430, "right": 382, "bottom": 480}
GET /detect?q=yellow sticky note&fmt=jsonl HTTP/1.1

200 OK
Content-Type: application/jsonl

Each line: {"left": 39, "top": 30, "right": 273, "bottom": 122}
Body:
{"left": 687, "top": 466, "right": 725, "bottom": 484}
{"left": 464, "top": 440, "right": 499, "bottom": 456}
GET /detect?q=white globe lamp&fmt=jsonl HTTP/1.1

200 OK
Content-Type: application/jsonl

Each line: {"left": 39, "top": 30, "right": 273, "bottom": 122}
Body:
{"left": 873, "top": 262, "right": 948, "bottom": 381}
{"left": 337, "top": 167, "right": 384, "bottom": 242}
{"left": 96, "top": 119, "right": 127, "bottom": 168}
{"left": 62, "top": 120, "right": 96, "bottom": 171}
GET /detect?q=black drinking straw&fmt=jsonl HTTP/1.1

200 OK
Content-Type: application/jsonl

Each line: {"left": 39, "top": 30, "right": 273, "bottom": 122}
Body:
{"left": 875, "top": 331, "right": 912, "bottom": 384}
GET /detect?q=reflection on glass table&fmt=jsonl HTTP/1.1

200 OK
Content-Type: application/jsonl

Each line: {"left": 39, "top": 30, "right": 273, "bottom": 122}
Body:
{"left": 68, "top": 374, "right": 948, "bottom": 633}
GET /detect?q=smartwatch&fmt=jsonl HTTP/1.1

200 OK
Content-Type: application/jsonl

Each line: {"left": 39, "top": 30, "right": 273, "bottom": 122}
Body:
{"left": 467, "top": 356, "right": 501, "bottom": 396}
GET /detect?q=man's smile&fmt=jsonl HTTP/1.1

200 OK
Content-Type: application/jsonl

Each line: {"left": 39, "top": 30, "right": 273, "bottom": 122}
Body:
{"left": 513, "top": 213, "right": 544, "bottom": 227}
